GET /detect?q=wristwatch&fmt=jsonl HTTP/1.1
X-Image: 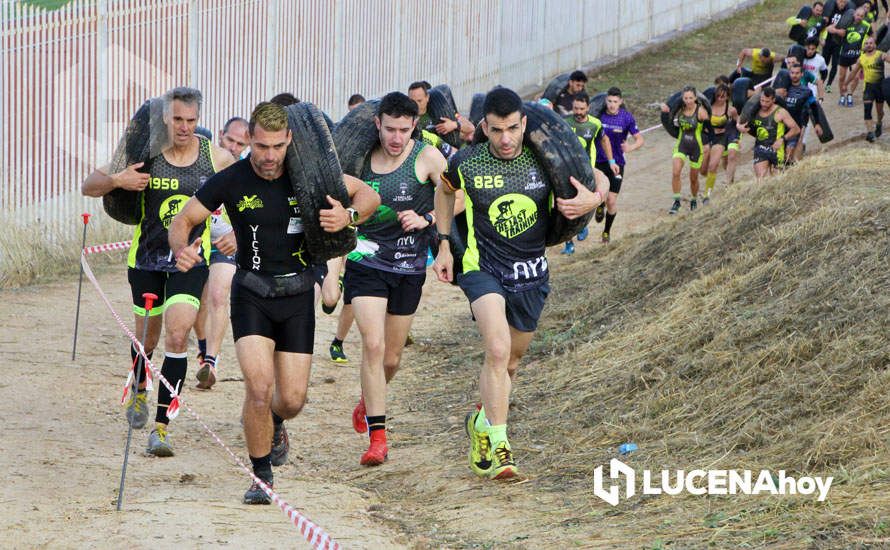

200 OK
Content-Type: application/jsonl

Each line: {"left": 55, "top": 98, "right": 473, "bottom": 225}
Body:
{"left": 437, "top": 233, "right": 452, "bottom": 243}
{"left": 423, "top": 212, "right": 435, "bottom": 226}
{"left": 346, "top": 207, "right": 359, "bottom": 227}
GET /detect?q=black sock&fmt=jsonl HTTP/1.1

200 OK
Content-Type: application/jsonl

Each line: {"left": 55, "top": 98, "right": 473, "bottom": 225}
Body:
{"left": 272, "top": 412, "right": 284, "bottom": 426}
{"left": 604, "top": 212, "right": 617, "bottom": 234}
{"left": 331, "top": 337, "right": 343, "bottom": 347}
{"left": 366, "top": 415, "right": 386, "bottom": 433}
{"left": 198, "top": 339, "right": 207, "bottom": 357}
{"left": 203, "top": 354, "right": 216, "bottom": 367}
{"left": 155, "top": 353, "right": 188, "bottom": 424}
{"left": 130, "top": 344, "right": 153, "bottom": 388}
{"left": 250, "top": 454, "right": 273, "bottom": 484}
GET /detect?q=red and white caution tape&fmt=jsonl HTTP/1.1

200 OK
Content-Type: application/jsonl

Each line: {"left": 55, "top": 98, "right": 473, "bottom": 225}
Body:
{"left": 83, "top": 240, "right": 132, "bottom": 255}
{"left": 80, "top": 252, "right": 340, "bottom": 550}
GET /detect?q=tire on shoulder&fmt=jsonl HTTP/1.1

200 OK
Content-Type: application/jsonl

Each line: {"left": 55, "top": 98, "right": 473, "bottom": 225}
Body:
{"left": 284, "top": 102, "right": 356, "bottom": 262}
{"left": 103, "top": 97, "right": 167, "bottom": 225}
{"left": 469, "top": 93, "right": 486, "bottom": 125}
{"left": 731, "top": 77, "right": 753, "bottom": 112}
{"left": 543, "top": 73, "right": 571, "bottom": 104}
{"left": 427, "top": 88, "right": 462, "bottom": 148}
{"left": 523, "top": 101, "right": 597, "bottom": 246}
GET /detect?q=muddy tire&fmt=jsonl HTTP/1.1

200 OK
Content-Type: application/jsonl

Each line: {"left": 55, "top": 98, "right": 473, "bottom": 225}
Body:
{"left": 702, "top": 86, "right": 716, "bottom": 104}
{"left": 883, "top": 78, "right": 890, "bottom": 108}
{"left": 432, "top": 84, "right": 458, "bottom": 113}
{"left": 103, "top": 98, "right": 168, "bottom": 225}
{"left": 876, "top": 24, "right": 890, "bottom": 53}
{"left": 589, "top": 92, "right": 607, "bottom": 118}
{"left": 469, "top": 93, "right": 486, "bottom": 125}
{"left": 810, "top": 100, "right": 834, "bottom": 143}
{"left": 427, "top": 87, "right": 461, "bottom": 148}
{"left": 332, "top": 99, "right": 381, "bottom": 178}
{"left": 836, "top": 8, "right": 854, "bottom": 30}
{"left": 773, "top": 68, "right": 791, "bottom": 91}
{"left": 739, "top": 92, "right": 762, "bottom": 126}
{"left": 739, "top": 91, "right": 787, "bottom": 127}
{"left": 284, "top": 102, "right": 356, "bottom": 262}
{"left": 788, "top": 6, "right": 813, "bottom": 44}
{"left": 731, "top": 77, "right": 753, "bottom": 112}
{"left": 662, "top": 91, "right": 712, "bottom": 139}
{"left": 524, "top": 101, "right": 597, "bottom": 246}
{"left": 542, "top": 73, "right": 570, "bottom": 104}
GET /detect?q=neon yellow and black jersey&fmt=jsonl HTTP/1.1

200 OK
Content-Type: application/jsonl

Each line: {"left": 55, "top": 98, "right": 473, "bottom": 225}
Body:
{"left": 859, "top": 50, "right": 885, "bottom": 84}
{"left": 672, "top": 106, "right": 705, "bottom": 169}
{"left": 421, "top": 129, "right": 455, "bottom": 159}
{"left": 752, "top": 107, "right": 787, "bottom": 163}
{"left": 128, "top": 135, "right": 215, "bottom": 272}
{"left": 442, "top": 144, "right": 550, "bottom": 292}
{"left": 750, "top": 48, "right": 775, "bottom": 74}
{"left": 350, "top": 140, "right": 434, "bottom": 274}
{"left": 564, "top": 114, "right": 603, "bottom": 166}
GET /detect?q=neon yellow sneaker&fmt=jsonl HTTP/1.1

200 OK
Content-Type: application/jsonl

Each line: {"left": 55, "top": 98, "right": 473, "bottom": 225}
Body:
{"left": 147, "top": 425, "right": 174, "bottom": 457}
{"left": 465, "top": 408, "right": 492, "bottom": 477}
{"left": 489, "top": 441, "right": 517, "bottom": 480}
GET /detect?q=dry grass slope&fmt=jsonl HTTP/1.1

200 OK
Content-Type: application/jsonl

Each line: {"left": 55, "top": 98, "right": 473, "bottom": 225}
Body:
{"left": 523, "top": 145, "right": 890, "bottom": 547}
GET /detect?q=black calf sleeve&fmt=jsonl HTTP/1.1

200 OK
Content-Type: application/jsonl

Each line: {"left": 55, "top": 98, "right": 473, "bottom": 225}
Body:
{"left": 155, "top": 353, "right": 187, "bottom": 424}
{"left": 865, "top": 101, "right": 873, "bottom": 120}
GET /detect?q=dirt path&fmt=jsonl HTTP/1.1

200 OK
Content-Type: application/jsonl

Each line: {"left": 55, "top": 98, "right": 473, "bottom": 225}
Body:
{"left": 0, "top": 74, "right": 869, "bottom": 550}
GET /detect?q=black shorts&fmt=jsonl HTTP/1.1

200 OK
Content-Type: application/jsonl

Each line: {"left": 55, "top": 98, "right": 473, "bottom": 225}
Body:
{"left": 209, "top": 247, "right": 236, "bottom": 266}
{"left": 128, "top": 266, "right": 208, "bottom": 316}
{"left": 457, "top": 269, "right": 550, "bottom": 333}
{"left": 230, "top": 280, "right": 315, "bottom": 354}
{"left": 839, "top": 55, "right": 857, "bottom": 68}
{"left": 863, "top": 82, "right": 884, "bottom": 103}
{"left": 708, "top": 130, "right": 730, "bottom": 148}
{"left": 753, "top": 144, "right": 780, "bottom": 166}
{"left": 343, "top": 260, "right": 426, "bottom": 316}
{"left": 594, "top": 162, "right": 624, "bottom": 194}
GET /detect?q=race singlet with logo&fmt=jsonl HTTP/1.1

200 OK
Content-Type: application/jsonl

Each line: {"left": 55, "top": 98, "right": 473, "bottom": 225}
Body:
{"left": 444, "top": 144, "right": 550, "bottom": 292}
{"left": 351, "top": 140, "right": 434, "bottom": 274}
{"left": 128, "top": 136, "right": 215, "bottom": 271}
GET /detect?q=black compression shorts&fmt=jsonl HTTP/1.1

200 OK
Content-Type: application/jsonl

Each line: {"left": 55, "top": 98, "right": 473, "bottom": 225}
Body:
{"left": 594, "top": 162, "right": 624, "bottom": 194}
{"left": 128, "top": 266, "right": 208, "bottom": 316}
{"left": 343, "top": 260, "right": 426, "bottom": 316}
{"left": 229, "top": 280, "right": 315, "bottom": 353}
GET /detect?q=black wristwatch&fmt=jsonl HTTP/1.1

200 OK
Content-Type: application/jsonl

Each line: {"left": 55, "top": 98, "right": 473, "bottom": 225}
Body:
{"left": 423, "top": 212, "right": 434, "bottom": 226}
{"left": 437, "top": 233, "right": 452, "bottom": 242}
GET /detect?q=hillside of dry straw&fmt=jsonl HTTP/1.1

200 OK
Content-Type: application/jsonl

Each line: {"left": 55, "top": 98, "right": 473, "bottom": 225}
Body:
{"left": 409, "top": 145, "right": 889, "bottom": 547}
{"left": 530, "top": 145, "right": 890, "bottom": 545}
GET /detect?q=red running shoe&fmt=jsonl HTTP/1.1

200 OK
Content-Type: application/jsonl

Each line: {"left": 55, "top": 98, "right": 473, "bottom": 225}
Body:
{"left": 360, "top": 436, "right": 388, "bottom": 467}
{"left": 352, "top": 396, "right": 367, "bottom": 433}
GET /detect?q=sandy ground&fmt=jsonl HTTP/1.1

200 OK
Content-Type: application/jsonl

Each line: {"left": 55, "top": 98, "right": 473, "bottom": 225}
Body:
{"left": 0, "top": 92, "right": 866, "bottom": 548}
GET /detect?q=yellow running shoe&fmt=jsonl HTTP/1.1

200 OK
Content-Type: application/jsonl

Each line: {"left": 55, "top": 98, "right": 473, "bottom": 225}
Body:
{"left": 465, "top": 407, "right": 492, "bottom": 477}
{"left": 489, "top": 441, "right": 517, "bottom": 480}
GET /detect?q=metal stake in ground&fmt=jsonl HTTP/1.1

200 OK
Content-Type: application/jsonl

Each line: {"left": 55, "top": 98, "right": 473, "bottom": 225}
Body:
{"left": 116, "top": 292, "right": 157, "bottom": 511}
{"left": 71, "top": 213, "right": 92, "bottom": 361}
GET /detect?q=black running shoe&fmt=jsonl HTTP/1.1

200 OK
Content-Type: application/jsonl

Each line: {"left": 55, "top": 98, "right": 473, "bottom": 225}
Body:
{"left": 669, "top": 199, "right": 681, "bottom": 215}
{"left": 690, "top": 198, "right": 698, "bottom": 211}
{"left": 243, "top": 480, "right": 272, "bottom": 505}
{"left": 866, "top": 131, "right": 876, "bottom": 143}
{"left": 271, "top": 422, "right": 289, "bottom": 466}
{"left": 875, "top": 123, "right": 883, "bottom": 138}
